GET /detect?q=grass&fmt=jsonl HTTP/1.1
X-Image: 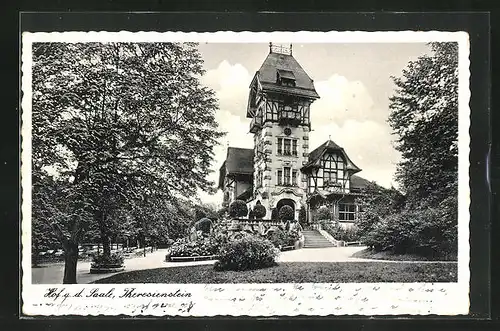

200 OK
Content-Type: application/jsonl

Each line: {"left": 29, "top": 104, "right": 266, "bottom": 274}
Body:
{"left": 93, "top": 261, "right": 457, "bottom": 284}
{"left": 352, "top": 248, "right": 458, "bottom": 262}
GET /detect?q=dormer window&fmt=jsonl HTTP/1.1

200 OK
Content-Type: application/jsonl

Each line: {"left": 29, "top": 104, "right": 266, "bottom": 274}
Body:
{"left": 277, "top": 69, "right": 296, "bottom": 87}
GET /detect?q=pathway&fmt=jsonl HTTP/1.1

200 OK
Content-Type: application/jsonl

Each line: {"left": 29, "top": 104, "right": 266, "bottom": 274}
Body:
{"left": 31, "top": 249, "right": 215, "bottom": 284}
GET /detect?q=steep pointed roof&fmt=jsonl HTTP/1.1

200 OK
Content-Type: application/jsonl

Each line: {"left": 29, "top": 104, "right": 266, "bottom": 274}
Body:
{"left": 302, "top": 139, "right": 361, "bottom": 173}
{"left": 218, "top": 147, "right": 254, "bottom": 189}
{"left": 256, "top": 52, "right": 320, "bottom": 98}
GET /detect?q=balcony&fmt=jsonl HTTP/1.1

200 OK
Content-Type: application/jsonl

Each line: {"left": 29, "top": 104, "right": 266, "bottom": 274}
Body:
{"left": 249, "top": 116, "right": 263, "bottom": 133}
{"left": 278, "top": 110, "right": 301, "bottom": 126}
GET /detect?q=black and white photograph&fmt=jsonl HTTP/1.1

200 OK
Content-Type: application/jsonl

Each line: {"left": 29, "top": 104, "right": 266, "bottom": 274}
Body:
{"left": 21, "top": 31, "right": 470, "bottom": 316}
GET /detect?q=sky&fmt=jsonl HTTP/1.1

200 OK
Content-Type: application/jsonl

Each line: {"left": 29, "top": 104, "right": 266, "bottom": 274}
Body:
{"left": 195, "top": 42, "right": 431, "bottom": 207}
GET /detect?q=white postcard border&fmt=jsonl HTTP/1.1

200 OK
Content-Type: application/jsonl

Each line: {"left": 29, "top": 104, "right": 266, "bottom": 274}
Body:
{"left": 21, "top": 31, "right": 471, "bottom": 316}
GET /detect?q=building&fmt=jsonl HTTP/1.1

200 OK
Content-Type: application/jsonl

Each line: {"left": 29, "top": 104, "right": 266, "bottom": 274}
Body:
{"left": 218, "top": 43, "right": 374, "bottom": 226}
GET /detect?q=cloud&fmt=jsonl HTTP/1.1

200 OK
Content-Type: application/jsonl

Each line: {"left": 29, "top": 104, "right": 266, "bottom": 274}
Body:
{"left": 201, "top": 60, "right": 253, "bottom": 118}
{"left": 312, "top": 74, "right": 388, "bottom": 125}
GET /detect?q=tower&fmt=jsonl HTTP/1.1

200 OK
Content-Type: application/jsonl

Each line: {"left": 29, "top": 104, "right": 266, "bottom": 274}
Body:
{"left": 246, "top": 43, "right": 320, "bottom": 219}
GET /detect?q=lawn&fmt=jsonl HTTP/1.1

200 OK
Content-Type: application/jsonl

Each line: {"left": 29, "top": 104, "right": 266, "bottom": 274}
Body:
{"left": 352, "top": 248, "right": 458, "bottom": 262}
{"left": 93, "top": 261, "right": 457, "bottom": 284}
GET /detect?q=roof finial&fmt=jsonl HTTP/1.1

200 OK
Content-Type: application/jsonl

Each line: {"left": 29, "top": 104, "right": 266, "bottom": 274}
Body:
{"left": 290, "top": 43, "right": 293, "bottom": 55}
{"left": 328, "top": 134, "right": 331, "bottom": 141}
{"left": 269, "top": 42, "right": 273, "bottom": 53}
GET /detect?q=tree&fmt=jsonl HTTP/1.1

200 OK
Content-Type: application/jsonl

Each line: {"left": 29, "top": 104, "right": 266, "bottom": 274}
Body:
{"left": 253, "top": 203, "right": 267, "bottom": 220}
{"left": 388, "top": 42, "right": 458, "bottom": 207}
{"left": 315, "top": 206, "right": 332, "bottom": 222}
{"left": 228, "top": 200, "right": 248, "bottom": 218}
{"left": 32, "top": 42, "right": 224, "bottom": 283}
{"left": 298, "top": 205, "right": 307, "bottom": 227}
{"left": 278, "top": 205, "right": 294, "bottom": 222}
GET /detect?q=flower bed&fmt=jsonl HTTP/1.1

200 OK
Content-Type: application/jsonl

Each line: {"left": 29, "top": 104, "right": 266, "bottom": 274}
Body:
{"left": 166, "top": 235, "right": 223, "bottom": 262}
{"left": 90, "top": 253, "right": 125, "bottom": 274}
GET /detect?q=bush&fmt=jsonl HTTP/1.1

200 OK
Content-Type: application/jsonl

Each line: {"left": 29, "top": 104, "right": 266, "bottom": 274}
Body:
{"left": 298, "top": 206, "right": 307, "bottom": 227}
{"left": 316, "top": 206, "right": 332, "bottom": 221}
{"left": 253, "top": 203, "right": 267, "bottom": 219}
{"left": 361, "top": 199, "right": 457, "bottom": 259}
{"left": 195, "top": 209, "right": 207, "bottom": 221}
{"left": 279, "top": 205, "right": 294, "bottom": 221}
{"left": 91, "top": 253, "right": 124, "bottom": 267}
{"left": 229, "top": 200, "right": 248, "bottom": 218}
{"left": 194, "top": 217, "right": 213, "bottom": 234}
{"left": 322, "top": 223, "right": 360, "bottom": 242}
{"left": 215, "top": 236, "right": 279, "bottom": 271}
{"left": 168, "top": 236, "right": 221, "bottom": 258}
{"left": 248, "top": 208, "right": 255, "bottom": 219}
{"left": 266, "top": 228, "right": 300, "bottom": 249}
{"left": 271, "top": 208, "right": 279, "bottom": 221}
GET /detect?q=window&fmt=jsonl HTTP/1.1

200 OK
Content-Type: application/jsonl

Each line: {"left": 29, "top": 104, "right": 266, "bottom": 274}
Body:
{"left": 339, "top": 203, "right": 356, "bottom": 221}
{"left": 323, "top": 170, "right": 337, "bottom": 186}
{"left": 284, "top": 167, "right": 291, "bottom": 185}
{"left": 283, "top": 139, "right": 291, "bottom": 155}
{"left": 277, "top": 170, "right": 283, "bottom": 185}
{"left": 292, "top": 170, "right": 298, "bottom": 186}
{"left": 277, "top": 138, "right": 298, "bottom": 156}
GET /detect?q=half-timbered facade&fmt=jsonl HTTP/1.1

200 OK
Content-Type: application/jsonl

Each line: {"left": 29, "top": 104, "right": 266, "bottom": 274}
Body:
{"left": 218, "top": 44, "right": 375, "bottom": 226}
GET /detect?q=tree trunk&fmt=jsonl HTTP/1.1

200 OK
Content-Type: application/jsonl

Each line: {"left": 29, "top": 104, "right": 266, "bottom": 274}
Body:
{"left": 96, "top": 208, "right": 111, "bottom": 257}
{"left": 63, "top": 241, "right": 79, "bottom": 284}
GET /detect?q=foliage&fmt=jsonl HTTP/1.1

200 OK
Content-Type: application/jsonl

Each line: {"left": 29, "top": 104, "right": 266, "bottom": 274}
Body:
{"left": 321, "top": 222, "right": 360, "bottom": 242}
{"left": 278, "top": 205, "right": 294, "bottom": 221}
{"left": 217, "top": 207, "right": 228, "bottom": 219}
{"left": 388, "top": 42, "right": 458, "bottom": 207}
{"left": 271, "top": 208, "right": 279, "bottom": 221}
{"left": 356, "top": 42, "right": 460, "bottom": 259}
{"left": 253, "top": 203, "right": 267, "bottom": 219}
{"left": 195, "top": 210, "right": 207, "bottom": 222}
{"left": 229, "top": 200, "right": 248, "bottom": 218}
{"left": 91, "top": 253, "right": 124, "bottom": 266}
{"left": 194, "top": 217, "right": 213, "bottom": 234}
{"left": 168, "top": 236, "right": 221, "bottom": 258}
{"left": 32, "top": 42, "right": 224, "bottom": 281}
{"left": 248, "top": 208, "right": 255, "bottom": 219}
{"left": 315, "top": 206, "right": 332, "bottom": 222}
{"left": 214, "top": 236, "right": 279, "bottom": 271}
{"left": 356, "top": 183, "right": 406, "bottom": 238}
{"left": 298, "top": 205, "right": 307, "bottom": 227}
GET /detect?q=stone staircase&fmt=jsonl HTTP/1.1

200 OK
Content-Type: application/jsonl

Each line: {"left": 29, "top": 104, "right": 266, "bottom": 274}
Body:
{"left": 302, "top": 229, "right": 336, "bottom": 248}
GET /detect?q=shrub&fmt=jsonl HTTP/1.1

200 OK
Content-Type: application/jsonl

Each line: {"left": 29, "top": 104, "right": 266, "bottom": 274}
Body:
{"left": 248, "top": 208, "right": 255, "bottom": 219}
{"left": 215, "top": 236, "right": 279, "bottom": 271}
{"left": 279, "top": 205, "right": 294, "bottom": 221}
{"left": 253, "top": 203, "right": 267, "bottom": 219}
{"left": 229, "top": 200, "right": 248, "bottom": 218}
{"left": 271, "top": 208, "right": 279, "bottom": 221}
{"left": 266, "top": 228, "right": 300, "bottom": 249}
{"left": 360, "top": 201, "right": 457, "bottom": 259}
{"left": 194, "top": 217, "right": 213, "bottom": 234}
{"left": 316, "top": 206, "right": 332, "bottom": 221}
{"left": 217, "top": 207, "right": 228, "bottom": 219}
{"left": 168, "top": 236, "right": 221, "bottom": 258}
{"left": 195, "top": 209, "right": 207, "bottom": 221}
{"left": 322, "top": 223, "right": 360, "bottom": 242}
{"left": 298, "top": 206, "right": 307, "bottom": 226}
{"left": 91, "top": 253, "right": 124, "bottom": 267}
